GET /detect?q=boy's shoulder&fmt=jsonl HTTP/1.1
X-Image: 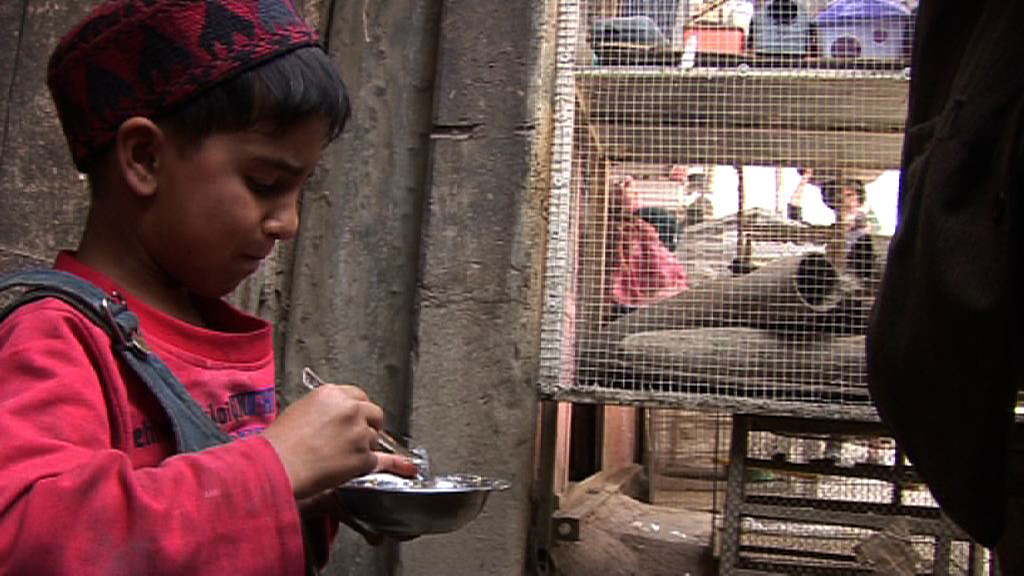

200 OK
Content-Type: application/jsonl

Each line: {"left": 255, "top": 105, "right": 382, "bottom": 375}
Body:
{"left": 0, "top": 266, "right": 124, "bottom": 342}
{"left": 0, "top": 296, "right": 111, "bottom": 344}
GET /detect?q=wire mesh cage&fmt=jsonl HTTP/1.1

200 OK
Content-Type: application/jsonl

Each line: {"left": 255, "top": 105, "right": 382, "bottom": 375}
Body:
{"left": 540, "top": 0, "right": 915, "bottom": 419}
{"left": 538, "top": 1, "right": 993, "bottom": 573}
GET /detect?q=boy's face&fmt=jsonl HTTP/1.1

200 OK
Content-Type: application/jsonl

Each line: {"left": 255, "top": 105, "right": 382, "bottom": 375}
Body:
{"left": 841, "top": 186, "right": 862, "bottom": 217}
{"left": 143, "top": 116, "right": 328, "bottom": 298}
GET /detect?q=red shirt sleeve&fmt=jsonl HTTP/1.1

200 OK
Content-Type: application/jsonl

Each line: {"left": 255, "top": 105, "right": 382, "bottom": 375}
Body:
{"left": 0, "top": 301, "right": 306, "bottom": 575}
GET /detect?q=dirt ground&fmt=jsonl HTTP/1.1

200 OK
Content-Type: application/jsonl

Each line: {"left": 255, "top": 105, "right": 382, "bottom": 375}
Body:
{"left": 548, "top": 411, "right": 725, "bottom": 576}
{"left": 548, "top": 488, "right": 718, "bottom": 576}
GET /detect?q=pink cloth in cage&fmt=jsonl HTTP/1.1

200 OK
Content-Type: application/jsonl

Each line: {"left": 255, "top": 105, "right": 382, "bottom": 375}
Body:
{"left": 611, "top": 219, "right": 688, "bottom": 307}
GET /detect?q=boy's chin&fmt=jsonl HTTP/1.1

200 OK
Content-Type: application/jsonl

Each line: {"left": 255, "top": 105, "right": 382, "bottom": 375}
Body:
{"left": 191, "top": 277, "right": 248, "bottom": 300}
{"left": 186, "top": 261, "right": 264, "bottom": 299}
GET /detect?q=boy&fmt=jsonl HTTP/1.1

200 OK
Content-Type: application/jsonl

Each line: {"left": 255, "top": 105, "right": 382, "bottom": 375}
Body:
{"left": 0, "top": 1, "right": 415, "bottom": 574}
{"left": 787, "top": 172, "right": 880, "bottom": 287}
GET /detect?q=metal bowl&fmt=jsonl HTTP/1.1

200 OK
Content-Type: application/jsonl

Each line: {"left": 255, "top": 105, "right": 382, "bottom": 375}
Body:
{"left": 334, "top": 473, "right": 511, "bottom": 538}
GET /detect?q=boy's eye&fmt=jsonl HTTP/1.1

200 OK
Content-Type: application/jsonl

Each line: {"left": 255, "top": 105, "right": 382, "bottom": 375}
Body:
{"left": 246, "top": 177, "right": 282, "bottom": 195}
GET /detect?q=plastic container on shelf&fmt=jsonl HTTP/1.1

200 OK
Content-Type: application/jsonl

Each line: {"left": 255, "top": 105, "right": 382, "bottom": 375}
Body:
{"left": 750, "top": 0, "right": 814, "bottom": 56}
{"left": 816, "top": 0, "right": 911, "bottom": 62}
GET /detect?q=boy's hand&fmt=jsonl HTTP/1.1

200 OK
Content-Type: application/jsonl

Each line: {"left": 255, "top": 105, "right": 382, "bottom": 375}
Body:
{"left": 375, "top": 453, "right": 421, "bottom": 478}
{"left": 264, "top": 384, "right": 415, "bottom": 499}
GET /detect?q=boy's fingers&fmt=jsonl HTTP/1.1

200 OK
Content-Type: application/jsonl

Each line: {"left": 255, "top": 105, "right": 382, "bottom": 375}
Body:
{"left": 373, "top": 453, "right": 421, "bottom": 478}
{"left": 316, "top": 385, "right": 385, "bottom": 430}
{"left": 328, "top": 383, "right": 370, "bottom": 401}
{"left": 364, "top": 404, "right": 385, "bottom": 432}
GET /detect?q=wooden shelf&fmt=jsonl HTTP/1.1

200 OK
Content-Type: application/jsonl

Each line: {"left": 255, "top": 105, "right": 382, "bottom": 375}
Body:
{"left": 577, "top": 67, "right": 909, "bottom": 170}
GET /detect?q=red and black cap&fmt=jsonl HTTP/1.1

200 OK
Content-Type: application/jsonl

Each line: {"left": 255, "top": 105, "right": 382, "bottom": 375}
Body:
{"left": 47, "top": 0, "right": 321, "bottom": 172}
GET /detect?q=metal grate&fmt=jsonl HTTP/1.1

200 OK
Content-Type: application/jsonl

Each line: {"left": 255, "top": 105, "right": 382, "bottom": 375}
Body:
{"left": 720, "top": 416, "right": 988, "bottom": 575}
{"left": 644, "top": 411, "right": 990, "bottom": 574}
{"left": 539, "top": 0, "right": 914, "bottom": 419}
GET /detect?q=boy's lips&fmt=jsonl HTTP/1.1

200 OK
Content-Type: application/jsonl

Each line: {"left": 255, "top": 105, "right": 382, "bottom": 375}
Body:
{"left": 240, "top": 253, "right": 269, "bottom": 270}
{"left": 245, "top": 246, "right": 275, "bottom": 261}
{"left": 240, "top": 255, "right": 264, "bottom": 273}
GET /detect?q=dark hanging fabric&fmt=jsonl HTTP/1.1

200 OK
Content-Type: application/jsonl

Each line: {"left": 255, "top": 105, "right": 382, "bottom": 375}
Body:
{"left": 867, "top": 1, "right": 1024, "bottom": 547}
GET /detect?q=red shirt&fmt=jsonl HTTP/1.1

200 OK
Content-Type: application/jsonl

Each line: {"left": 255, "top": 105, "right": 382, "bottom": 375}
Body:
{"left": 0, "top": 253, "right": 305, "bottom": 574}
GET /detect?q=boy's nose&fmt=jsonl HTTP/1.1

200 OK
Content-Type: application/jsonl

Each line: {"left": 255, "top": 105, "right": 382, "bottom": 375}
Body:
{"left": 263, "top": 195, "right": 300, "bottom": 240}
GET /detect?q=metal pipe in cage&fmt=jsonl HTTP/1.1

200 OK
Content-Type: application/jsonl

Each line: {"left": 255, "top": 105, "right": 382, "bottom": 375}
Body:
{"left": 601, "top": 252, "right": 854, "bottom": 340}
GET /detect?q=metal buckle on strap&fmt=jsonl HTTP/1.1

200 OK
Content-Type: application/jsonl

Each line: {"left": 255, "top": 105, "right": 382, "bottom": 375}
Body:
{"left": 100, "top": 291, "right": 149, "bottom": 355}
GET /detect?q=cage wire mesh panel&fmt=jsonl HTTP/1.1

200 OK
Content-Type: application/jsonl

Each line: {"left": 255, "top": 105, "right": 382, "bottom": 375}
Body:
{"left": 720, "top": 416, "right": 987, "bottom": 575}
{"left": 646, "top": 409, "right": 731, "bottom": 550}
{"left": 538, "top": 1, "right": 991, "bottom": 574}
{"left": 643, "top": 410, "right": 989, "bottom": 574}
{"left": 539, "top": 0, "right": 916, "bottom": 419}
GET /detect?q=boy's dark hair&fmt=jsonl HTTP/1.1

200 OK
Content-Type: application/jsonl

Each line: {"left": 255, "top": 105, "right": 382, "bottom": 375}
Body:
{"left": 821, "top": 178, "right": 866, "bottom": 211}
{"left": 159, "top": 46, "right": 350, "bottom": 151}
{"left": 848, "top": 179, "right": 867, "bottom": 205}
{"left": 86, "top": 47, "right": 349, "bottom": 191}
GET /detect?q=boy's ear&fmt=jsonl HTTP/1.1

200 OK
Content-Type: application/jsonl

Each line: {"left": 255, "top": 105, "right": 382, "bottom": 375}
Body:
{"left": 114, "top": 117, "right": 165, "bottom": 197}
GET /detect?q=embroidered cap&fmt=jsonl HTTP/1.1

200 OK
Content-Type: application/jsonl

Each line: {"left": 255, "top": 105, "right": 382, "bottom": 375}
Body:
{"left": 47, "top": 0, "right": 321, "bottom": 172}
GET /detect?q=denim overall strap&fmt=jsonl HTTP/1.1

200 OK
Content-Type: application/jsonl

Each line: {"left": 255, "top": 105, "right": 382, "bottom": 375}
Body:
{"left": 0, "top": 269, "right": 230, "bottom": 452}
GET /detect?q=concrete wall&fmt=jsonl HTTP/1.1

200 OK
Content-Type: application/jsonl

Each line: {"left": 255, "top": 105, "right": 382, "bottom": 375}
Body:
{"left": 0, "top": 1, "right": 554, "bottom": 574}
{"left": 287, "top": 1, "right": 554, "bottom": 573}
{"left": 0, "top": 1, "right": 93, "bottom": 272}
{"left": 400, "top": 0, "right": 553, "bottom": 572}
{"left": 282, "top": 0, "right": 441, "bottom": 573}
